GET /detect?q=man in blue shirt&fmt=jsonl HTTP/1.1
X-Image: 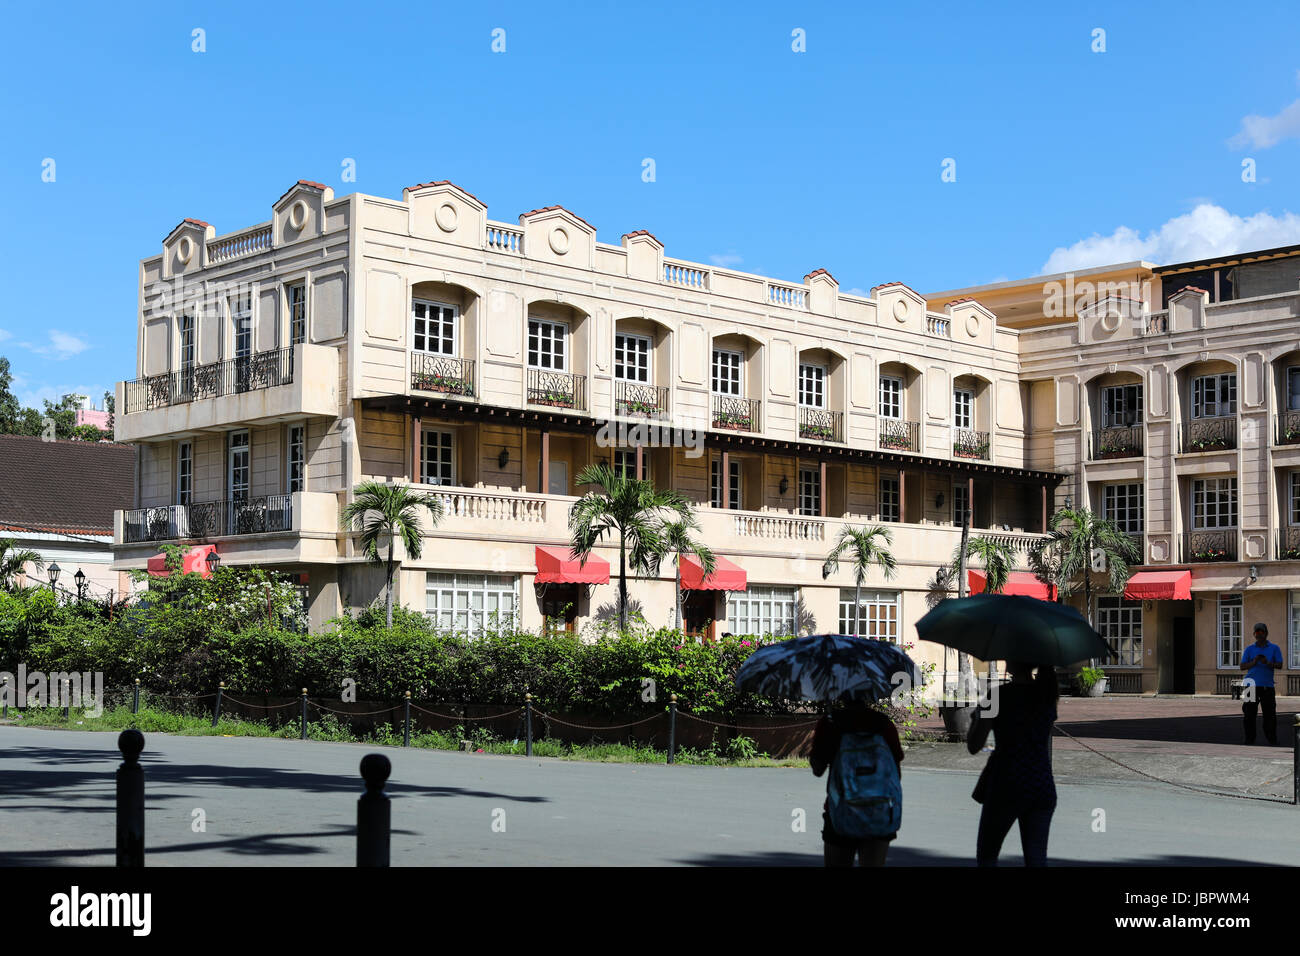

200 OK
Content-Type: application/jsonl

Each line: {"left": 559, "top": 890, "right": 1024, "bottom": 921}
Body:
{"left": 1239, "top": 622, "right": 1283, "bottom": 745}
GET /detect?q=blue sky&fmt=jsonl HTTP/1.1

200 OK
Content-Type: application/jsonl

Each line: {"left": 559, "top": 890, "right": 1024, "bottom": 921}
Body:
{"left": 3, "top": 0, "right": 1300, "bottom": 409}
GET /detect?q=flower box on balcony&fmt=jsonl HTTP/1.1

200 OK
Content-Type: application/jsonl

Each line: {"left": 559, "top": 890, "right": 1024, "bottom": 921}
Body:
{"left": 619, "top": 399, "right": 661, "bottom": 417}
{"left": 1283, "top": 429, "right": 1300, "bottom": 445}
{"left": 714, "top": 414, "right": 753, "bottom": 431}
{"left": 534, "top": 391, "right": 576, "bottom": 409}
{"left": 1189, "top": 438, "right": 1229, "bottom": 452}
{"left": 880, "top": 436, "right": 914, "bottom": 451}
{"left": 1192, "top": 549, "right": 1231, "bottom": 562}
{"left": 953, "top": 446, "right": 989, "bottom": 460}
{"left": 414, "top": 374, "right": 473, "bottom": 396}
{"left": 1281, "top": 548, "right": 1300, "bottom": 560}
{"left": 1098, "top": 446, "right": 1137, "bottom": 459}
{"left": 801, "top": 425, "right": 835, "bottom": 441}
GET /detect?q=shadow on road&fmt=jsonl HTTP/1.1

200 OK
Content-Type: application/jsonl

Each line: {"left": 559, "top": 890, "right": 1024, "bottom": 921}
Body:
{"left": 675, "top": 846, "right": 1283, "bottom": 866}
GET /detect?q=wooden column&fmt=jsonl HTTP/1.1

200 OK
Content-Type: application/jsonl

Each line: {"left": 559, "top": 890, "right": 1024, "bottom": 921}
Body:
{"left": 1041, "top": 485, "right": 1048, "bottom": 533}
{"left": 721, "top": 450, "right": 731, "bottom": 509}
{"left": 541, "top": 430, "right": 550, "bottom": 495}
{"left": 635, "top": 442, "right": 644, "bottom": 481}
{"left": 967, "top": 475, "right": 975, "bottom": 528}
{"left": 411, "top": 416, "right": 421, "bottom": 483}
{"left": 898, "top": 468, "right": 905, "bottom": 523}
{"left": 819, "top": 461, "right": 827, "bottom": 517}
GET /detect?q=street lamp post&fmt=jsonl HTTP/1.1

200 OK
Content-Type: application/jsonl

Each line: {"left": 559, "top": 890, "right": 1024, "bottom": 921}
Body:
{"left": 47, "top": 562, "right": 61, "bottom": 598}
{"left": 74, "top": 568, "right": 86, "bottom": 603}
{"left": 205, "top": 550, "right": 221, "bottom": 577}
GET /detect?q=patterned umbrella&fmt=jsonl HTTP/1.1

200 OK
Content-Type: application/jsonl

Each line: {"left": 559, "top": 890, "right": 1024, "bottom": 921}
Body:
{"left": 915, "top": 594, "right": 1113, "bottom": 666}
{"left": 734, "top": 634, "right": 918, "bottom": 704}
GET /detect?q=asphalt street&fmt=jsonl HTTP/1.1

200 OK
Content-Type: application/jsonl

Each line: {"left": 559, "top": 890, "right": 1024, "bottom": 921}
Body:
{"left": 0, "top": 726, "right": 1293, "bottom": 866}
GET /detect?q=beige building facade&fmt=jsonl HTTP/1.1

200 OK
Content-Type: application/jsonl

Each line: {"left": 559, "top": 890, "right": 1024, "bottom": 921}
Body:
{"left": 112, "top": 178, "right": 1060, "bottom": 682}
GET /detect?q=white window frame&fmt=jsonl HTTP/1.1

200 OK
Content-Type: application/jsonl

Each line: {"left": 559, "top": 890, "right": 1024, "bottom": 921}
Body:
{"left": 710, "top": 457, "right": 742, "bottom": 510}
{"left": 287, "top": 282, "right": 307, "bottom": 346}
{"left": 712, "top": 348, "right": 743, "bottom": 396}
{"left": 798, "top": 363, "right": 826, "bottom": 409}
{"left": 879, "top": 376, "right": 903, "bottom": 420}
{"left": 1096, "top": 596, "right": 1143, "bottom": 667}
{"left": 1191, "top": 373, "right": 1236, "bottom": 419}
{"left": 613, "top": 448, "right": 647, "bottom": 481}
{"left": 425, "top": 572, "right": 518, "bottom": 636}
{"left": 177, "top": 315, "right": 196, "bottom": 371}
{"left": 421, "top": 427, "right": 456, "bottom": 486}
{"left": 953, "top": 388, "right": 973, "bottom": 430}
{"left": 228, "top": 430, "right": 250, "bottom": 501}
{"left": 1101, "top": 383, "right": 1143, "bottom": 427}
{"left": 528, "top": 317, "right": 568, "bottom": 371}
{"left": 1288, "top": 367, "right": 1300, "bottom": 412}
{"left": 1288, "top": 591, "right": 1300, "bottom": 669}
{"left": 177, "top": 441, "right": 193, "bottom": 506}
{"left": 1291, "top": 472, "right": 1300, "bottom": 526}
{"left": 838, "top": 590, "right": 899, "bottom": 642}
{"left": 287, "top": 423, "right": 306, "bottom": 494}
{"left": 1218, "top": 593, "right": 1243, "bottom": 670}
{"left": 1102, "top": 483, "right": 1144, "bottom": 534}
{"left": 727, "top": 585, "right": 797, "bottom": 638}
{"left": 614, "top": 332, "right": 652, "bottom": 384}
{"left": 798, "top": 466, "right": 821, "bottom": 517}
{"left": 412, "top": 299, "right": 457, "bottom": 357}
{"left": 231, "top": 296, "right": 253, "bottom": 359}
{"left": 1192, "top": 477, "right": 1237, "bottom": 529}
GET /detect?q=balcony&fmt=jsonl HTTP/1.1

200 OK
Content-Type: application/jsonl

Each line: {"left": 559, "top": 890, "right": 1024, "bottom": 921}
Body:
{"left": 115, "top": 344, "right": 338, "bottom": 442}
{"left": 1279, "top": 526, "right": 1300, "bottom": 560}
{"left": 122, "top": 495, "right": 293, "bottom": 544}
{"left": 526, "top": 369, "right": 587, "bottom": 412}
{"left": 798, "top": 407, "right": 843, "bottom": 443}
{"left": 411, "top": 354, "right": 475, "bottom": 399}
{"left": 1182, "top": 416, "right": 1236, "bottom": 453}
{"left": 952, "top": 428, "right": 990, "bottom": 461}
{"left": 614, "top": 381, "right": 670, "bottom": 420}
{"left": 1277, "top": 410, "right": 1300, "bottom": 446}
{"left": 1183, "top": 529, "right": 1237, "bottom": 563}
{"left": 1092, "top": 424, "right": 1143, "bottom": 460}
{"left": 878, "top": 418, "right": 920, "bottom": 453}
{"left": 712, "top": 395, "right": 761, "bottom": 433}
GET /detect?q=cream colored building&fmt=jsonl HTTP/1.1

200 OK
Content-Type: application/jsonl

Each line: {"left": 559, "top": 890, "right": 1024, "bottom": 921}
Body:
{"left": 111, "top": 178, "right": 1061, "bottom": 682}
{"left": 931, "top": 244, "right": 1300, "bottom": 694}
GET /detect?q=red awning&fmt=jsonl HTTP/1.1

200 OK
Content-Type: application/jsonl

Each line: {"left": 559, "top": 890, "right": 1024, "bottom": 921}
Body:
{"left": 968, "top": 570, "right": 1055, "bottom": 601}
{"left": 1124, "top": 570, "right": 1191, "bottom": 601}
{"left": 147, "top": 544, "right": 218, "bottom": 579}
{"left": 681, "top": 554, "right": 747, "bottom": 591}
{"left": 534, "top": 545, "right": 610, "bottom": 585}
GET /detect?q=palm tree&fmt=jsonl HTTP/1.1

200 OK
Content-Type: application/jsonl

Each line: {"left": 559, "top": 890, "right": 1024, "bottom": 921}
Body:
{"left": 820, "top": 525, "right": 897, "bottom": 636}
{"left": 569, "top": 462, "right": 692, "bottom": 632}
{"left": 341, "top": 481, "right": 444, "bottom": 629}
{"left": 948, "top": 534, "right": 1017, "bottom": 595}
{"left": 653, "top": 515, "right": 716, "bottom": 635}
{"left": 1034, "top": 506, "right": 1140, "bottom": 626}
{"left": 0, "top": 537, "right": 42, "bottom": 591}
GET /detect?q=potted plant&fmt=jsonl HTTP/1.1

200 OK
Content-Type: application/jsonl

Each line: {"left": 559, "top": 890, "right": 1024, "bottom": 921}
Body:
{"left": 1077, "top": 665, "right": 1107, "bottom": 697}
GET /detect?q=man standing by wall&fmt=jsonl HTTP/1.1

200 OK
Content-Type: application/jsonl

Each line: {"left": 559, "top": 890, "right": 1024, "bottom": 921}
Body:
{"left": 1240, "top": 622, "right": 1283, "bottom": 745}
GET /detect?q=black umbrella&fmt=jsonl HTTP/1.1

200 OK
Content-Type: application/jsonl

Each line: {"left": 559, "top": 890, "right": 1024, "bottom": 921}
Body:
{"left": 915, "top": 594, "right": 1113, "bottom": 667}
{"left": 734, "top": 634, "right": 918, "bottom": 704}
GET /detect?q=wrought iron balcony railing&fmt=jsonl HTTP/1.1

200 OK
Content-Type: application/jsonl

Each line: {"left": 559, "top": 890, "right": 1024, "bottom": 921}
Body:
{"left": 798, "top": 406, "right": 843, "bottom": 443}
{"left": 1279, "top": 526, "right": 1300, "bottom": 560}
{"left": 952, "top": 428, "right": 990, "bottom": 460}
{"left": 1277, "top": 410, "right": 1300, "bottom": 446}
{"left": 712, "top": 395, "right": 761, "bottom": 433}
{"left": 614, "top": 381, "right": 669, "bottom": 420}
{"left": 122, "top": 495, "right": 293, "bottom": 543}
{"left": 1182, "top": 416, "right": 1236, "bottom": 453}
{"left": 123, "top": 347, "right": 295, "bottom": 414}
{"left": 411, "top": 354, "right": 475, "bottom": 398}
{"left": 526, "top": 368, "right": 587, "bottom": 412}
{"left": 878, "top": 418, "right": 920, "bottom": 453}
{"left": 1092, "top": 424, "right": 1143, "bottom": 459}
{"left": 1183, "top": 529, "right": 1237, "bottom": 563}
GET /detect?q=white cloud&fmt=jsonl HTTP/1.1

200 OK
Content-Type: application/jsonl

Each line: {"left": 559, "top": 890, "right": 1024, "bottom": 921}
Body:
{"left": 27, "top": 330, "right": 90, "bottom": 359}
{"left": 1040, "top": 203, "right": 1300, "bottom": 273}
{"left": 1229, "top": 98, "right": 1300, "bottom": 149}
{"left": 0, "top": 329, "right": 11, "bottom": 343}
{"left": 709, "top": 252, "right": 743, "bottom": 268}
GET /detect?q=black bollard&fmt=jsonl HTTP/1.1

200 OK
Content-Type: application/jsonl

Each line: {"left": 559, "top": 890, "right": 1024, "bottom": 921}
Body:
{"left": 1, "top": 675, "right": 8, "bottom": 719}
{"left": 525, "top": 693, "right": 533, "bottom": 757}
{"left": 668, "top": 693, "right": 677, "bottom": 765}
{"left": 212, "top": 681, "right": 224, "bottom": 727}
{"left": 116, "top": 729, "right": 145, "bottom": 867}
{"left": 300, "top": 688, "right": 308, "bottom": 740}
{"left": 1293, "top": 715, "right": 1299, "bottom": 807}
{"left": 63, "top": 679, "right": 70, "bottom": 719}
{"left": 357, "top": 753, "right": 391, "bottom": 867}
{"left": 403, "top": 691, "right": 411, "bottom": 747}
{"left": 132, "top": 678, "right": 140, "bottom": 715}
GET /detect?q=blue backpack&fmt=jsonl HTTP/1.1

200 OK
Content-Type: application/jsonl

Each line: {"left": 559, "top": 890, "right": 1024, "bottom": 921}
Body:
{"left": 827, "top": 731, "right": 902, "bottom": 839}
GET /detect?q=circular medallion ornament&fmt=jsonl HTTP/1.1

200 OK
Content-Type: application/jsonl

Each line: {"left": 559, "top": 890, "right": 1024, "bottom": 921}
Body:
{"left": 549, "top": 226, "right": 570, "bottom": 255}
{"left": 289, "top": 200, "right": 308, "bottom": 230}
{"left": 966, "top": 313, "right": 981, "bottom": 337}
{"left": 892, "top": 298, "right": 909, "bottom": 322}
{"left": 177, "top": 236, "right": 194, "bottom": 265}
{"left": 435, "top": 202, "right": 458, "bottom": 233}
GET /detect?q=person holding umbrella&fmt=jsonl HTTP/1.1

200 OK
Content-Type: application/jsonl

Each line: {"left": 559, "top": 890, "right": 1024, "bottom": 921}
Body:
{"left": 734, "top": 634, "right": 916, "bottom": 867}
{"left": 966, "top": 661, "right": 1058, "bottom": 866}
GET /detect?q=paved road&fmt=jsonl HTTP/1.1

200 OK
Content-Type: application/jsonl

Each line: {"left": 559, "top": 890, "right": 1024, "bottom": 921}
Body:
{"left": 0, "top": 726, "right": 1293, "bottom": 866}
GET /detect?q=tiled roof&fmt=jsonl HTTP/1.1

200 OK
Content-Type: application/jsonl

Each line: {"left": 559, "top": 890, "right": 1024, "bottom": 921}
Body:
{"left": 519, "top": 205, "right": 596, "bottom": 231}
{"left": 805, "top": 268, "right": 837, "bottom": 284}
{"left": 404, "top": 180, "right": 486, "bottom": 206}
{"left": 0, "top": 435, "right": 135, "bottom": 535}
{"left": 275, "top": 179, "right": 330, "bottom": 206}
{"left": 1172, "top": 285, "right": 1209, "bottom": 296}
{"left": 871, "top": 281, "right": 922, "bottom": 298}
{"left": 622, "top": 229, "right": 660, "bottom": 243}
{"left": 166, "top": 218, "right": 210, "bottom": 239}
{"left": 945, "top": 296, "right": 985, "bottom": 308}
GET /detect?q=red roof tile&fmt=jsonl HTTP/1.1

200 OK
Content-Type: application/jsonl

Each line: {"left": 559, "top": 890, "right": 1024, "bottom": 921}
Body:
{"left": 945, "top": 296, "right": 987, "bottom": 309}
{"left": 0, "top": 436, "right": 136, "bottom": 535}
{"left": 404, "top": 180, "right": 486, "bottom": 206}
{"left": 622, "top": 229, "right": 660, "bottom": 243}
{"left": 1172, "top": 285, "right": 1208, "bottom": 296}
{"left": 804, "top": 268, "right": 837, "bottom": 284}
{"left": 871, "top": 281, "right": 922, "bottom": 298}
{"left": 275, "top": 179, "right": 331, "bottom": 206}
{"left": 519, "top": 204, "right": 595, "bottom": 231}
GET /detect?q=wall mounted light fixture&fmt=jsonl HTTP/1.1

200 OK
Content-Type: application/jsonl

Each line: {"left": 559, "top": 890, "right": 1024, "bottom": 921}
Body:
{"left": 1249, "top": 564, "right": 1259, "bottom": 584}
{"left": 498, "top": 448, "right": 510, "bottom": 469}
{"left": 935, "top": 492, "right": 945, "bottom": 508}
{"left": 779, "top": 476, "right": 789, "bottom": 495}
